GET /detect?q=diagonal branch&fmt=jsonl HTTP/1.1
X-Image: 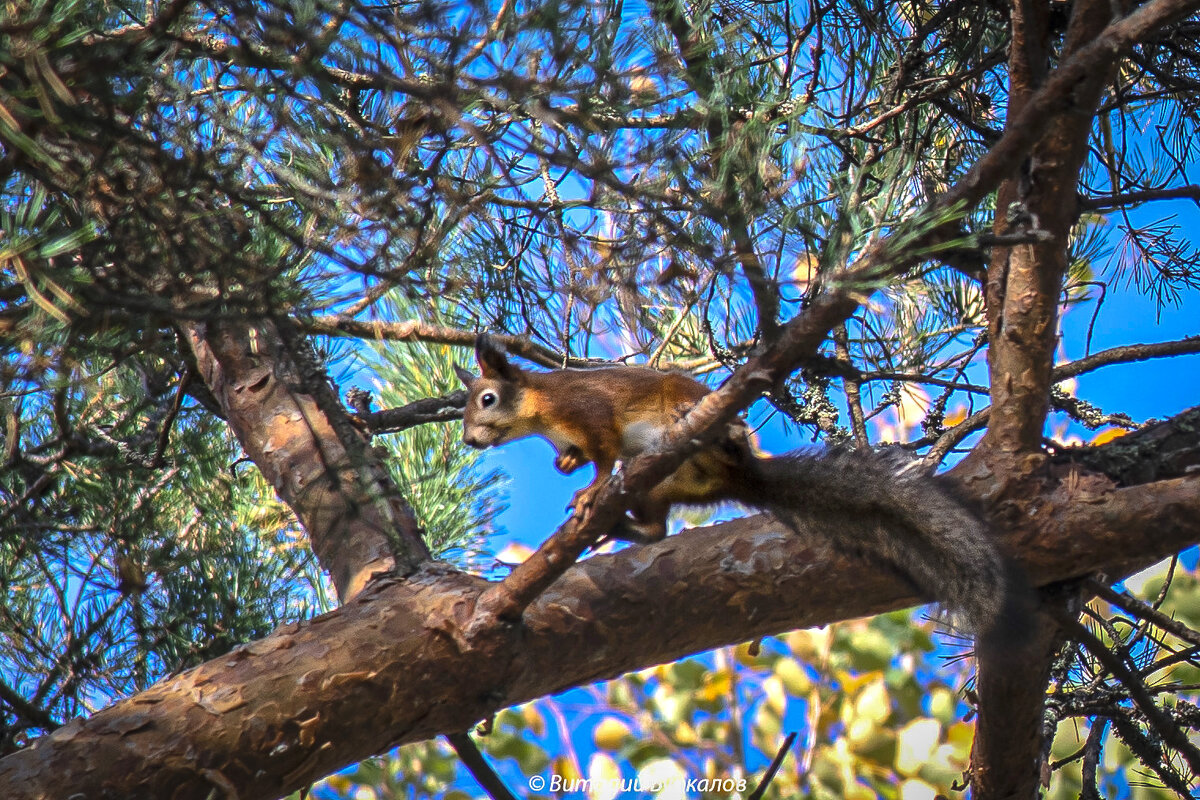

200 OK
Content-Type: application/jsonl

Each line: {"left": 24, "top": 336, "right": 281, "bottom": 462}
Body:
{"left": 937, "top": 0, "right": 1200, "bottom": 217}
{"left": 468, "top": 0, "right": 1200, "bottom": 626}
{"left": 468, "top": 286, "right": 863, "bottom": 629}
{"left": 2, "top": 465, "right": 1196, "bottom": 799}
{"left": 180, "top": 317, "right": 430, "bottom": 598}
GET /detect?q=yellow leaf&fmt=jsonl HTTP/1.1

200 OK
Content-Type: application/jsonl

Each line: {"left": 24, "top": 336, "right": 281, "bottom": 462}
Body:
{"left": 1090, "top": 427, "right": 1128, "bottom": 446}
{"left": 835, "top": 669, "right": 882, "bottom": 696}
{"left": 521, "top": 703, "right": 546, "bottom": 737}
{"left": 587, "top": 753, "right": 621, "bottom": 800}
{"left": 928, "top": 686, "right": 958, "bottom": 725}
{"left": 784, "top": 628, "right": 829, "bottom": 660}
{"left": 697, "top": 669, "right": 732, "bottom": 702}
{"left": 593, "top": 717, "right": 633, "bottom": 751}
{"left": 762, "top": 675, "right": 787, "bottom": 716}
{"left": 846, "top": 718, "right": 881, "bottom": 751}
{"left": 735, "top": 640, "right": 765, "bottom": 668}
{"left": 322, "top": 775, "right": 352, "bottom": 792}
{"left": 673, "top": 720, "right": 699, "bottom": 746}
{"left": 853, "top": 677, "right": 891, "bottom": 725}
{"left": 774, "top": 657, "right": 812, "bottom": 696}
{"left": 946, "top": 721, "right": 974, "bottom": 752}
{"left": 895, "top": 718, "right": 942, "bottom": 776}
{"left": 554, "top": 754, "right": 582, "bottom": 784}
{"left": 943, "top": 404, "right": 969, "bottom": 427}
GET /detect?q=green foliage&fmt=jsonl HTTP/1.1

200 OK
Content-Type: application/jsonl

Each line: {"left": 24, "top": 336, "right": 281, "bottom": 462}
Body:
{"left": 2, "top": 0, "right": 1198, "bottom": 793}
{"left": 0, "top": 347, "right": 326, "bottom": 746}
{"left": 323, "top": 613, "right": 983, "bottom": 800}
{"left": 359, "top": 297, "right": 500, "bottom": 562}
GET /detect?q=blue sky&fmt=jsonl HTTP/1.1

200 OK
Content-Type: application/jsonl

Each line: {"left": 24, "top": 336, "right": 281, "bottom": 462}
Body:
{"left": 480, "top": 277, "right": 1200, "bottom": 555}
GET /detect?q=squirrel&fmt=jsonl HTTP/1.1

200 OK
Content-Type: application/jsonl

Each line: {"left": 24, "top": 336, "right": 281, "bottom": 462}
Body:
{"left": 454, "top": 334, "right": 1029, "bottom": 642}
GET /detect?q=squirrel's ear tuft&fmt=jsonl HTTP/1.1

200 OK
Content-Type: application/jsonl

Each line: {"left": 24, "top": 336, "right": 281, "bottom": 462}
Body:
{"left": 476, "top": 334, "right": 522, "bottom": 382}
{"left": 453, "top": 364, "right": 476, "bottom": 387}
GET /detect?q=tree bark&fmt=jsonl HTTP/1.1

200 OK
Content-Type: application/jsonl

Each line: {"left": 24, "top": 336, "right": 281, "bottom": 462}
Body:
{"left": 967, "top": 0, "right": 1122, "bottom": 794}
{"left": 982, "top": 0, "right": 1115, "bottom": 457}
{"left": 1, "top": 462, "right": 1196, "bottom": 800}
{"left": 180, "top": 317, "right": 430, "bottom": 598}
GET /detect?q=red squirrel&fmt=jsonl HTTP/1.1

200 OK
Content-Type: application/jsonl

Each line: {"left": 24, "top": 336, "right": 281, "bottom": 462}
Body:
{"left": 455, "top": 335, "right": 1028, "bottom": 640}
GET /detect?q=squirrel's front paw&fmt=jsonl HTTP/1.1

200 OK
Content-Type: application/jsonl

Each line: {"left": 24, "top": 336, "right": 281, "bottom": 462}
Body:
{"left": 554, "top": 447, "right": 588, "bottom": 475}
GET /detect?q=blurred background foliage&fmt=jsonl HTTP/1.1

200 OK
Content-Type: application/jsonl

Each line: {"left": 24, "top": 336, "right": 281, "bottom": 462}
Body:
{"left": 315, "top": 560, "right": 1200, "bottom": 799}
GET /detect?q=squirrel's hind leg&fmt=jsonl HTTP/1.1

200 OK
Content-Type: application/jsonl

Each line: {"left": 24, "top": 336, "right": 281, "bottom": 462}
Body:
{"left": 607, "top": 498, "right": 670, "bottom": 543}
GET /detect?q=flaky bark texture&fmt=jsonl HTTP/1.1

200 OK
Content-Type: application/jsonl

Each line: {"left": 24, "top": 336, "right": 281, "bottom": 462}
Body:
{"left": 1, "top": 464, "right": 1197, "bottom": 799}
{"left": 965, "top": 0, "right": 1126, "bottom": 793}
{"left": 982, "top": 0, "right": 1115, "bottom": 457}
{"left": 180, "top": 318, "right": 430, "bottom": 598}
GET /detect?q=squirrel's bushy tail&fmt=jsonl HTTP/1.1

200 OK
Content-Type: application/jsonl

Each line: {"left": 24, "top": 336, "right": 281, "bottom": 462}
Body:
{"left": 736, "top": 449, "right": 1031, "bottom": 643}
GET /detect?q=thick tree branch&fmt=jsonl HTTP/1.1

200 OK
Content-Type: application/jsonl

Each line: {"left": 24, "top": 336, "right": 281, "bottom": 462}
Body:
{"left": 2, "top": 469, "right": 1196, "bottom": 799}
{"left": 980, "top": 0, "right": 1116, "bottom": 458}
{"left": 936, "top": 0, "right": 1200, "bottom": 216}
{"left": 958, "top": 2, "right": 1200, "bottom": 791}
{"left": 1056, "top": 404, "right": 1200, "bottom": 485}
{"left": 180, "top": 317, "right": 429, "bottom": 597}
{"left": 969, "top": 598, "right": 1064, "bottom": 800}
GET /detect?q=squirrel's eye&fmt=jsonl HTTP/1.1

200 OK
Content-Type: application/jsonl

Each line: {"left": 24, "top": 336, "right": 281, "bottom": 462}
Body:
{"left": 480, "top": 391, "right": 498, "bottom": 408}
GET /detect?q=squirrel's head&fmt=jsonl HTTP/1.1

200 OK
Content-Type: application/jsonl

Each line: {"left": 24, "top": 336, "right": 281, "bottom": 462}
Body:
{"left": 454, "top": 334, "right": 528, "bottom": 449}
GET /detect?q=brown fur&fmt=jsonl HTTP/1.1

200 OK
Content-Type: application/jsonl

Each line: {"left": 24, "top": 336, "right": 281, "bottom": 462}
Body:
{"left": 455, "top": 334, "right": 1029, "bottom": 641}
{"left": 457, "top": 336, "right": 751, "bottom": 541}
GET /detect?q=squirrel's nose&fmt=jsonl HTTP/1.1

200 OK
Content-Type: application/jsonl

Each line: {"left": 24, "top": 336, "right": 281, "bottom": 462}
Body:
{"left": 462, "top": 431, "right": 482, "bottom": 449}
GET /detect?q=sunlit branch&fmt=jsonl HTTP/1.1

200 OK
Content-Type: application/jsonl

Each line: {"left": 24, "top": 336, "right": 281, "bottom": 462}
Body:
{"left": 1080, "top": 184, "right": 1200, "bottom": 209}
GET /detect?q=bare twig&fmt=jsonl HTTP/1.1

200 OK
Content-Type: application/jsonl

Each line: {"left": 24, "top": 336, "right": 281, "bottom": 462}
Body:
{"left": 1080, "top": 184, "right": 1200, "bottom": 209}
{"left": 1086, "top": 579, "right": 1200, "bottom": 650}
{"left": 1051, "top": 337, "right": 1200, "bottom": 381}
{"left": 1078, "top": 718, "right": 1108, "bottom": 800}
{"left": 747, "top": 732, "right": 797, "bottom": 800}
{"left": 356, "top": 391, "right": 468, "bottom": 435}
{"left": 446, "top": 733, "right": 519, "bottom": 800}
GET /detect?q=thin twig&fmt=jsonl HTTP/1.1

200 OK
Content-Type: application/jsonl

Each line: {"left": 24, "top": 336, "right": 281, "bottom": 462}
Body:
{"left": 1079, "top": 717, "right": 1109, "bottom": 800}
{"left": 357, "top": 391, "right": 468, "bottom": 435}
{"left": 1086, "top": 579, "right": 1200, "bottom": 650}
{"left": 1054, "top": 610, "right": 1200, "bottom": 777}
{"left": 747, "top": 732, "right": 798, "bottom": 800}
{"left": 446, "top": 732, "right": 520, "bottom": 800}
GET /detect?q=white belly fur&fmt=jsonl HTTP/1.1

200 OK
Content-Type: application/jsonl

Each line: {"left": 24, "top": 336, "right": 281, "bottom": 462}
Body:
{"left": 621, "top": 419, "right": 671, "bottom": 458}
